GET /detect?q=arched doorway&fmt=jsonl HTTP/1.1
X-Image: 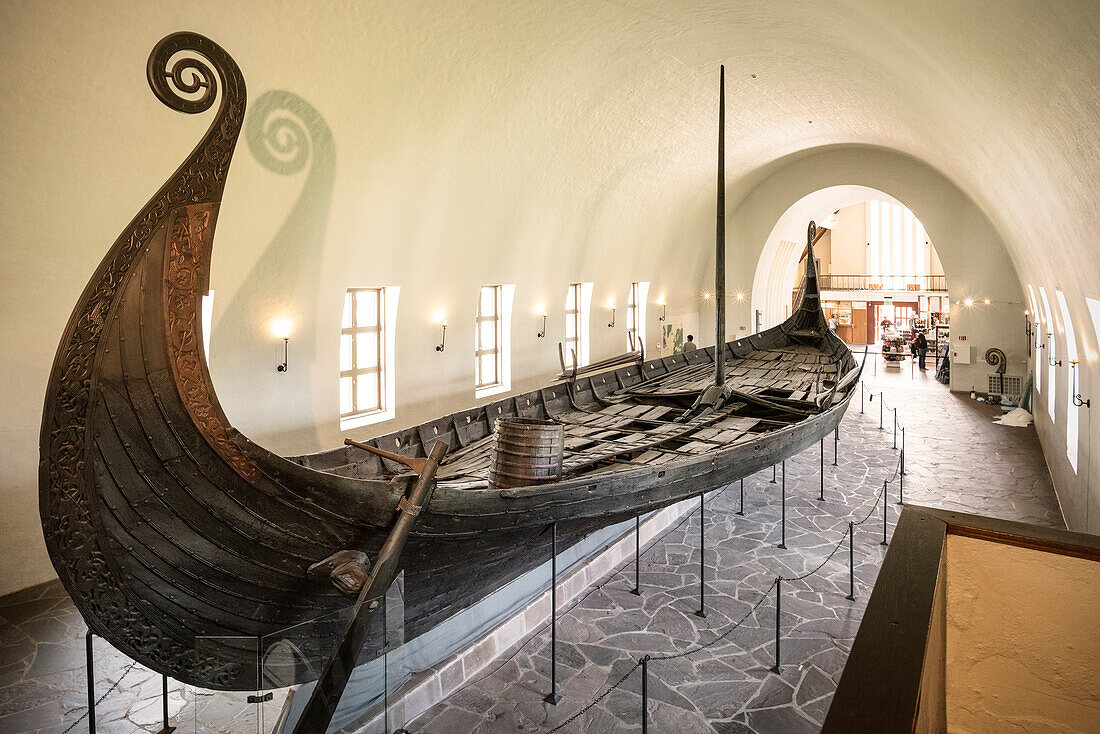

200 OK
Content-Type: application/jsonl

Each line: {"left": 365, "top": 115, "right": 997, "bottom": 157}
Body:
{"left": 752, "top": 186, "right": 948, "bottom": 352}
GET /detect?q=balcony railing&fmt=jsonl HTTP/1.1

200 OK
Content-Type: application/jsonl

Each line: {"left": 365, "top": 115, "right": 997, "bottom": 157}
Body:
{"left": 796, "top": 274, "right": 948, "bottom": 292}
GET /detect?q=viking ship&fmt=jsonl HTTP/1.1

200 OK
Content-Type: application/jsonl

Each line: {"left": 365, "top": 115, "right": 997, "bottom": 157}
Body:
{"left": 39, "top": 32, "right": 859, "bottom": 728}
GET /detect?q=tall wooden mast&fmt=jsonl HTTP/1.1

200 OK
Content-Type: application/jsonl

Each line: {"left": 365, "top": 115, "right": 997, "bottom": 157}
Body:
{"left": 714, "top": 65, "right": 726, "bottom": 387}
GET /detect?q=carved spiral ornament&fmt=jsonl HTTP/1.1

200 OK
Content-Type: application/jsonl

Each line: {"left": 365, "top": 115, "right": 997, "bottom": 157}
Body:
{"left": 147, "top": 34, "right": 220, "bottom": 114}
{"left": 807, "top": 220, "right": 817, "bottom": 247}
{"left": 984, "top": 347, "right": 1007, "bottom": 374}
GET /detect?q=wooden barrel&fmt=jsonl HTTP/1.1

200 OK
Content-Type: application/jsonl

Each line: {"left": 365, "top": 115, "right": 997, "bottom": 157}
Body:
{"left": 488, "top": 417, "right": 564, "bottom": 489}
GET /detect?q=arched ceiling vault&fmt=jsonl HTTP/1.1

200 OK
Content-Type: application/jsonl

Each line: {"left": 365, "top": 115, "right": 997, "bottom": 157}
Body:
{"left": 291, "top": 0, "right": 1098, "bottom": 295}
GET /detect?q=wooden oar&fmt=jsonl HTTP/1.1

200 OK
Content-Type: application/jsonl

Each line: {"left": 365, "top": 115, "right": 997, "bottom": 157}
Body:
{"left": 345, "top": 437, "right": 427, "bottom": 474}
{"left": 292, "top": 440, "right": 447, "bottom": 734}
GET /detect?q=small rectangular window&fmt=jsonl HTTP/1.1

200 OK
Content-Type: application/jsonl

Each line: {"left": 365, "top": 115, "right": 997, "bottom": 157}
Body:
{"left": 1039, "top": 287, "right": 1056, "bottom": 419}
{"left": 341, "top": 288, "right": 385, "bottom": 420}
{"left": 626, "top": 281, "right": 649, "bottom": 353}
{"left": 1027, "top": 284, "right": 1041, "bottom": 394}
{"left": 476, "top": 285, "right": 502, "bottom": 390}
{"left": 1056, "top": 290, "right": 1079, "bottom": 473}
{"left": 565, "top": 283, "right": 582, "bottom": 368}
{"left": 627, "top": 282, "right": 640, "bottom": 352}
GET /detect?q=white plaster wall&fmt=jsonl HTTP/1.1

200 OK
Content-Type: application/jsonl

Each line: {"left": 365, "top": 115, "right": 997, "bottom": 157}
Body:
{"left": 830, "top": 204, "right": 867, "bottom": 275}
{"left": 1, "top": 0, "right": 1098, "bottom": 594}
{"left": 945, "top": 534, "right": 1100, "bottom": 733}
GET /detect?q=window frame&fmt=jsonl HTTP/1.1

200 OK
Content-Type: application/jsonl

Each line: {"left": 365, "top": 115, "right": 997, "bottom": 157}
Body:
{"left": 625, "top": 281, "right": 649, "bottom": 354}
{"left": 565, "top": 283, "right": 582, "bottom": 368}
{"left": 1055, "top": 290, "right": 1079, "bottom": 473}
{"left": 340, "top": 286, "right": 399, "bottom": 431}
{"left": 475, "top": 285, "right": 503, "bottom": 391}
{"left": 340, "top": 287, "right": 385, "bottom": 421}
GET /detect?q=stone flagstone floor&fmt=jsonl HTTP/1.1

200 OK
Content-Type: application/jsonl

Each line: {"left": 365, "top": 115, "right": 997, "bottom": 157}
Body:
{"left": 405, "top": 367, "right": 1062, "bottom": 733}
{"left": 0, "top": 366, "right": 1063, "bottom": 733}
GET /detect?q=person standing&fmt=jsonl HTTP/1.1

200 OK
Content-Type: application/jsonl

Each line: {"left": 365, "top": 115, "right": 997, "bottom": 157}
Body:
{"left": 828, "top": 314, "right": 838, "bottom": 332}
{"left": 682, "top": 334, "right": 698, "bottom": 353}
{"left": 916, "top": 330, "right": 928, "bottom": 370}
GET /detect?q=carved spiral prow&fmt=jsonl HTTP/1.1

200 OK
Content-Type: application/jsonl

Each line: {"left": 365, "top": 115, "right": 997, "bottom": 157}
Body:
{"left": 985, "top": 347, "right": 1008, "bottom": 374}
{"left": 39, "top": 31, "right": 253, "bottom": 690}
{"left": 147, "top": 32, "right": 242, "bottom": 115}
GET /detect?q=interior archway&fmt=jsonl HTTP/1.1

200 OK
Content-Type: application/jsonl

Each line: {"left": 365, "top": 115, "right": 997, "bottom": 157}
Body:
{"left": 752, "top": 187, "right": 948, "bottom": 347}
{"left": 714, "top": 146, "right": 1025, "bottom": 397}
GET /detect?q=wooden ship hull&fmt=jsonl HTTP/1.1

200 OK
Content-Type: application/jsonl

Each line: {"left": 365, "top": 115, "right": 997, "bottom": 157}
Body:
{"left": 39, "top": 32, "right": 860, "bottom": 697}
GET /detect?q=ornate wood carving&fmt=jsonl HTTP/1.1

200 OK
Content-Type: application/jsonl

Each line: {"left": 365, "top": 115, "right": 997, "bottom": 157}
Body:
{"left": 164, "top": 205, "right": 257, "bottom": 481}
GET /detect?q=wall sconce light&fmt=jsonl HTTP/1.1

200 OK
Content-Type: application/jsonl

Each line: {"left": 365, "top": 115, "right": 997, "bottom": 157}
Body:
{"left": 735, "top": 291, "right": 746, "bottom": 302}
{"left": 1025, "top": 315, "right": 1033, "bottom": 356}
{"left": 657, "top": 297, "right": 666, "bottom": 322}
{"left": 983, "top": 298, "right": 991, "bottom": 305}
{"left": 607, "top": 302, "right": 616, "bottom": 328}
{"left": 435, "top": 320, "right": 448, "bottom": 352}
{"left": 963, "top": 298, "right": 974, "bottom": 307}
{"left": 703, "top": 292, "right": 711, "bottom": 302}
{"left": 1070, "top": 361, "right": 1091, "bottom": 408}
{"left": 1047, "top": 335, "right": 1061, "bottom": 367}
{"left": 537, "top": 312, "right": 548, "bottom": 338}
{"left": 270, "top": 318, "right": 292, "bottom": 373}
{"left": 277, "top": 338, "right": 289, "bottom": 372}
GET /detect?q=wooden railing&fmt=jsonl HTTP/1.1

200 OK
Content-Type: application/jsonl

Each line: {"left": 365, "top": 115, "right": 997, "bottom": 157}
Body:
{"left": 795, "top": 274, "right": 948, "bottom": 292}
{"left": 823, "top": 506, "right": 1100, "bottom": 732}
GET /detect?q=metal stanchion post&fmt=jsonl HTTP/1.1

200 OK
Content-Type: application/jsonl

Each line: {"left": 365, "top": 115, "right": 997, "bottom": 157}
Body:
{"left": 818, "top": 438, "right": 825, "bottom": 502}
{"left": 879, "top": 395, "right": 883, "bottom": 430}
{"left": 897, "top": 456, "right": 905, "bottom": 505}
{"left": 86, "top": 631, "right": 96, "bottom": 734}
{"left": 770, "top": 464, "right": 776, "bottom": 483}
{"left": 641, "top": 656, "right": 650, "bottom": 734}
{"left": 881, "top": 485, "right": 889, "bottom": 546}
{"left": 631, "top": 516, "right": 642, "bottom": 596}
{"left": 156, "top": 674, "right": 175, "bottom": 734}
{"left": 833, "top": 425, "right": 839, "bottom": 466}
{"left": 696, "top": 493, "right": 707, "bottom": 618}
{"left": 770, "top": 578, "right": 783, "bottom": 674}
{"left": 845, "top": 522, "right": 855, "bottom": 601}
{"left": 777, "top": 460, "right": 787, "bottom": 549}
{"left": 893, "top": 409, "right": 897, "bottom": 449}
{"left": 860, "top": 382, "right": 864, "bottom": 414}
{"left": 736, "top": 478, "right": 744, "bottom": 516}
{"left": 901, "top": 428, "right": 906, "bottom": 475}
{"left": 544, "top": 522, "right": 562, "bottom": 705}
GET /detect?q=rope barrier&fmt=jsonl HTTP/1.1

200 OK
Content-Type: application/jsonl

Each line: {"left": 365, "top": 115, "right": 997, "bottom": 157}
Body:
{"left": 779, "top": 534, "right": 849, "bottom": 582}
{"left": 440, "top": 380, "right": 910, "bottom": 734}
{"left": 544, "top": 660, "right": 643, "bottom": 733}
{"left": 62, "top": 660, "right": 138, "bottom": 734}
{"left": 534, "top": 393, "right": 906, "bottom": 732}
{"left": 648, "top": 579, "right": 778, "bottom": 662}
